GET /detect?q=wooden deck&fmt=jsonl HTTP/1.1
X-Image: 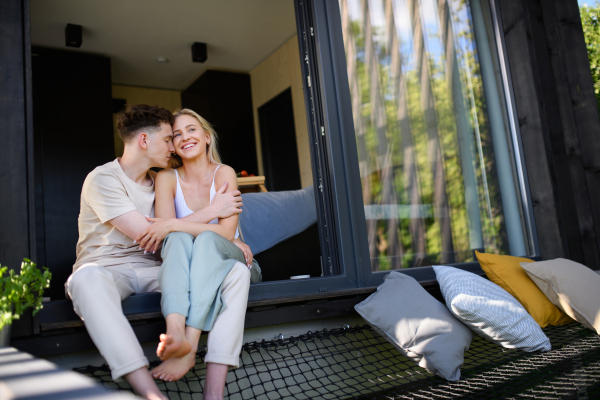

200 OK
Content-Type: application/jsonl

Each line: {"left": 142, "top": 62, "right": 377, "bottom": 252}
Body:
{"left": 0, "top": 347, "right": 139, "bottom": 399}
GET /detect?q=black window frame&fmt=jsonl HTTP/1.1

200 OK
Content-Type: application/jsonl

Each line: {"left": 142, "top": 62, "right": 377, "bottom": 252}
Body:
{"left": 248, "top": 0, "right": 362, "bottom": 302}
{"left": 248, "top": 0, "right": 542, "bottom": 301}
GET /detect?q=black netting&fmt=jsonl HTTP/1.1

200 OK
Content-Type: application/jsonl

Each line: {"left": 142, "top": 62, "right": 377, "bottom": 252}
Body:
{"left": 74, "top": 323, "right": 600, "bottom": 399}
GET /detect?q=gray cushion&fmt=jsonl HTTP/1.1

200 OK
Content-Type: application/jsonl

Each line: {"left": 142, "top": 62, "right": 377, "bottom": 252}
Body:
{"left": 239, "top": 186, "right": 317, "bottom": 255}
{"left": 433, "top": 265, "right": 551, "bottom": 352}
{"left": 355, "top": 271, "right": 472, "bottom": 381}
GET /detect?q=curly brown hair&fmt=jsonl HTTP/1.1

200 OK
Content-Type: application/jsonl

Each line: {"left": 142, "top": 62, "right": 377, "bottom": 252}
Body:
{"left": 116, "top": 104, "right": 174, "bottom": 143}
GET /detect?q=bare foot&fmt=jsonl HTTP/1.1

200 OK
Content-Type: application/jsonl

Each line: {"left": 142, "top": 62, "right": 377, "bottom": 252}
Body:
{"left": 151, "top": 350, "right": 197, "bottom": 382}
{"left": 124, "top": 367, "right": 168, "bottom": 400}
{"left": 156, "top": 332, "right": 192, "bottom": 361}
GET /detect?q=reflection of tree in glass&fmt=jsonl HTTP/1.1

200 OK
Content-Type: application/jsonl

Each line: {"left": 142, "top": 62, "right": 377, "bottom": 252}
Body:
{"left": 339, "top": 0, "right": 510, "bottom": 271}
{"left": 451, "top": 0, "right": 508, "bottom": 255}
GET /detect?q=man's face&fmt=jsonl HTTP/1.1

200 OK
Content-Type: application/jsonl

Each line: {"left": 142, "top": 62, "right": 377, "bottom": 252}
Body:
{"left": 145, "top": 123, "right": 174, "bottom": 168}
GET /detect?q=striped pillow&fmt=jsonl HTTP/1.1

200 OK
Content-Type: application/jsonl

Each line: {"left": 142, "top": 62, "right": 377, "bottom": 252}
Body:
{"left": 433, "top": 265, "right": 550, "bottom": 352}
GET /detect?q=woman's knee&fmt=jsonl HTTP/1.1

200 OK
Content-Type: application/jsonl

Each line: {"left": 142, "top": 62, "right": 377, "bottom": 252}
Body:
{"left": 165, "top": 231, "right": 194, "bottom": 245}
{"left": 192, "top": 231, "right": 221, "bottom": 250}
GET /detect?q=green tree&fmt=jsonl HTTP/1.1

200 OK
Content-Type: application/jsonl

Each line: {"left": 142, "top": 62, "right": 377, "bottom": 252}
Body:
{"left": 580, "top": 2, "right": 600, "bottom": 114}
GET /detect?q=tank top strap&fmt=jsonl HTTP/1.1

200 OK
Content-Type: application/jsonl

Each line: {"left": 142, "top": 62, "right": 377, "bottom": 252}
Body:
{"left": 209, "top": 164, "right": 222, "bottom": 202}
{"left": 212, "top": 164, "right": 222, "bottom": 187}
{"left": 175, "top": 169, "right": 182, "bottom": 194}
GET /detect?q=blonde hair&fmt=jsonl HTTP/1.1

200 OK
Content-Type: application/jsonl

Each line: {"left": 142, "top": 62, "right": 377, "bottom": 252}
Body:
{"left": 169, "top": 108, "right": 221, "bottom": 168}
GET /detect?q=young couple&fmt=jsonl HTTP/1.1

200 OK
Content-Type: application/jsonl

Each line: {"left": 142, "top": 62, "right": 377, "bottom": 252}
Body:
{"left": 66, "top": 104, "right": 255, "bottom": 400}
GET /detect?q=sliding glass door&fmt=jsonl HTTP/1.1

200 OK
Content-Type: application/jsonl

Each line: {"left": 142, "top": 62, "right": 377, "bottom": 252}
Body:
{"left": 337, "top": 0, "right": 535, "bottom": 272}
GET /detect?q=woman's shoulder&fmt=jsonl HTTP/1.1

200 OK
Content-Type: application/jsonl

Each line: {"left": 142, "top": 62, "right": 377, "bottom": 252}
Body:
{"left": 156, "top": 168, "right": 177, "bottom": 184}
{"left": 215, "top": 164, "right": 235, "bottom": 176}
{"left": 214, "top": 164, "right": 237, "bottom": 185}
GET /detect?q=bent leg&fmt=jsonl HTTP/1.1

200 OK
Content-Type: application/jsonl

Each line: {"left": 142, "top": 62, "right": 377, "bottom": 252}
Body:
{"left": 158, "top": 232, "right": 196, "bottom": 360}
{"left": 187, "top": 232, "right": 247, "bottom": 331}
{"left": 159, "top": 231, "right": 195, "bottom": 317}
{"left": 204, "top": 263, "right": 251, "bottom": 368}
{"left": 66, "top": 263, "right": 146, "bottom": 381}
{"left": 156, "top": 314, "right": 192, "bottom": 361}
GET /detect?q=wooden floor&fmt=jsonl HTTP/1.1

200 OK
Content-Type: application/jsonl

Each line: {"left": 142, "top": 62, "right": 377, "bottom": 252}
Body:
{"left": 0, "top": 347, "right": 139, "bottom": 400}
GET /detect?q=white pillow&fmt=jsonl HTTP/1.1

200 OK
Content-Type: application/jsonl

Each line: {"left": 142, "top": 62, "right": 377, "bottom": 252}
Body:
{"left": 433, "top": 265, "right": 550, "bottom": 352}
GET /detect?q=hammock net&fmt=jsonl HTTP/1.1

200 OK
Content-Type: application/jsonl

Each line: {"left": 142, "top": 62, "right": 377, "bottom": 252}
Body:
{"left": 74, "top": 322, "right": 600, "bottom": 399}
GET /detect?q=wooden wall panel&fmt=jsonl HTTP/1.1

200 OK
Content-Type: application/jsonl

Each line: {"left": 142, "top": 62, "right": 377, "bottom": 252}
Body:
{"left": 551, "top": 1, "right": 600, "bottom": 268}
{"left": 523, "top": 0, "right": 584, "bottom": 263}
{"left": 497, "top": 0, "right": 567, "bottom": 261}
{"left": 532, "top": 0, "right": 600, "bottom": 267}
{"left": 0, "top": 0, "right": 33, "bottom": 270}
{"left": 32, "top": 47, "right": 115, "bottom": 300}
{"left": 250, "top": 35, "right": 312, "bottom": 188}
{"left": 1, "top": 0, "right": 36, "bottom": 338}
{"left": 111, "top": 85, "right": 182, "bottom": 157}
{"left": 497, "top": 0, "right": 600, "bottom": 269}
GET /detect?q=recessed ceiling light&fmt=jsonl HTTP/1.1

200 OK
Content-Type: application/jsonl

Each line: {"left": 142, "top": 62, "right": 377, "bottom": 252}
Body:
{"left": 157, "top": 57, "right": 168, "bottom": 63}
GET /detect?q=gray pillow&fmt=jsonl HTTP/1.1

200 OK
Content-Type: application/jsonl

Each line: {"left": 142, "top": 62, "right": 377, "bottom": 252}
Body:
{"left": 433, "top": 265, "right": 551, "bottom": 352}
{"left": 355, "top": 271, "right": 472, "bottom": 381}
{"left": 239, "top": 186, "right": 317, "bottom": 255}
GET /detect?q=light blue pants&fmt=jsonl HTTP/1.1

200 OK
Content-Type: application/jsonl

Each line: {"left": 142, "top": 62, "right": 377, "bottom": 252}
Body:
{"left": 159, "top": 231, "right": 247, "bottom": 331}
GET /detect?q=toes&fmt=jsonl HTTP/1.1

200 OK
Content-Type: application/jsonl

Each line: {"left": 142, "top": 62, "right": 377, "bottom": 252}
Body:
{"left": 159, "top": 333, "right": 171, "bottom": 344}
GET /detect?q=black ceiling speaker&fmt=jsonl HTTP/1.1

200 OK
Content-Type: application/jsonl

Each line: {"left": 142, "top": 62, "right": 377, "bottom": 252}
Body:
{"left": 65, "top": 24, "right": 82, "bottom": 48}
{"left": 191, "top": 42, "right": 207, "bottom": 63}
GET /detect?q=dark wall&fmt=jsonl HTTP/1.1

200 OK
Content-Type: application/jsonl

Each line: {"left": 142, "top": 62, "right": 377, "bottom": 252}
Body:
{"left": 182, "top": 70, "right": 258, "bottom": 175}
{"left": 0, "top": 0, "right": 34, "bottom": 272}
{"left": 256, "top": 223, "right": 322, "bottom": 281}
{"left": 32, "top": 46, "right": 115, "bottom": 300}
{"left": 258, "top": 88, "right": 302, "bottom": 191}
{"left": 497, "top": 0, "right": 600, "bottom": 269}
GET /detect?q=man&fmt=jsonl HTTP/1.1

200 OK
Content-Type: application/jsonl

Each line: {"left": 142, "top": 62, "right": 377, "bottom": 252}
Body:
{"left": 66, "top": 104, "right": 250, "bottom": 400}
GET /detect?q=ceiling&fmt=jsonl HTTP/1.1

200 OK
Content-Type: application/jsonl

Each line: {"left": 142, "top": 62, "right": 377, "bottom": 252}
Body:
{"left": 30, "top": 0, "right": 298, "bottom": 90}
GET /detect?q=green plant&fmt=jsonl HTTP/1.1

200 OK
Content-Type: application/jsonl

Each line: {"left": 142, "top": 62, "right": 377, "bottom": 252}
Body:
{"left": 0, "top": 258, "right": 52, "bottom": 330}
{"left": 580, "top": 2, "right": 600, "bottom": 115}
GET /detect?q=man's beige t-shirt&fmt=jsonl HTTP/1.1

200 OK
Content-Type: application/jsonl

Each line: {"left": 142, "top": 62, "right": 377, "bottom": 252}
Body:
{"left": 73, "top": 159, "right": 157, "bottom": 271}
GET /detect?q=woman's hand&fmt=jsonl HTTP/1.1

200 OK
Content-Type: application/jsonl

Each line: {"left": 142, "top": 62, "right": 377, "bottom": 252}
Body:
{"left": 232, "top": 238, "right": 253, "bottom": 268}
{"left": 135, "top": 217, "right": 175, "bottom": 253}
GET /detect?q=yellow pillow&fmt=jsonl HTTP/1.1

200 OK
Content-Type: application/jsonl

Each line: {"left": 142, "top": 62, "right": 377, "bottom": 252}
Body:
{"left": 475, "top": 251, "right": 574, "bottom": 327}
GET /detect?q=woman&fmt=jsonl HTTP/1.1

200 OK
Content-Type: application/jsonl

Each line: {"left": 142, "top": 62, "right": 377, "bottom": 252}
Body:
{"left": 138, "top": 109, "right": 255, "bottom": 392}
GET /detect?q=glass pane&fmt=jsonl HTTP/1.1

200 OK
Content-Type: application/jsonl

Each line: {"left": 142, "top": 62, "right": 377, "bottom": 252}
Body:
{"left": 338, "top": 0, "right": 532, "bottom": 271}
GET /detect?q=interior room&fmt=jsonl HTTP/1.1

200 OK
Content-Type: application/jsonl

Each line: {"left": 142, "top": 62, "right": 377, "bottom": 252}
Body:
{"left": 29, "top": 0, "right": 324, "bottom": 299}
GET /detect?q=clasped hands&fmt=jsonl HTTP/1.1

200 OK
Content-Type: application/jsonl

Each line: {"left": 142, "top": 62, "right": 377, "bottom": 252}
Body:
{"left": 135, "top": 182, "right": 254, "bottom": 267}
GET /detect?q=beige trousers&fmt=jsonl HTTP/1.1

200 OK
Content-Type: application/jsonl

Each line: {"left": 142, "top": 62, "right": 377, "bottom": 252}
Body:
{"left": 66, "top": 261, "right": 250, "bottom": 380}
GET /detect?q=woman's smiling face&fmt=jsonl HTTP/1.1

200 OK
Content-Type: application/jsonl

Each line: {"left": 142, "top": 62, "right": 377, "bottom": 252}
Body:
{"left": 172, "top": 114, "right": 210, "bottom": 160}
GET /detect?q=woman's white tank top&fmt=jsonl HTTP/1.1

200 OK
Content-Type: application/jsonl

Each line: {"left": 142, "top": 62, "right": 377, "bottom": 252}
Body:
{"left": 174, "top": 165, "right": 239, "bottom": 239}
